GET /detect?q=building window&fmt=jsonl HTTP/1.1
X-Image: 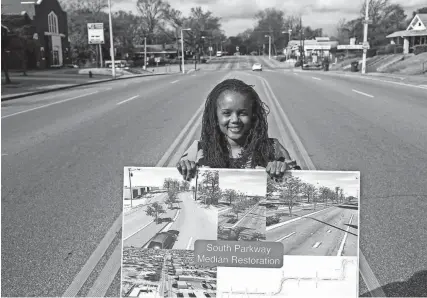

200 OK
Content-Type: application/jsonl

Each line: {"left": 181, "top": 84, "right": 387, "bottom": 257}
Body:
{"left": 48, "top": 11, "right": 58, "bottom": 34}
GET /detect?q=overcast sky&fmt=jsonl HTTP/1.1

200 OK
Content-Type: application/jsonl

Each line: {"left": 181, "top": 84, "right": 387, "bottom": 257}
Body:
{"left": 113, "top": 0, "right": 424, "bottom": 37}
{"left": 123, "top": 167, "right": 183, "bottom": 187}
{"left": 215, "top": 169, "right": 267, "bottom": 196}
{"left": 291, "top": 171, "right": 360, "bottom": 198}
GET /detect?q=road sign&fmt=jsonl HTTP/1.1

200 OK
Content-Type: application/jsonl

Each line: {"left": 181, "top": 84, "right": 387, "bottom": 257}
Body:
{"left": 155, "top": 57, "right": 161, "bottom": 63}
{"left": 87, "top": 23, "right": 104, "bottom": 45}
{"left": 209, "top": 46, "right": 213, "bottom": 51}
{"left": 362, "top": 42, "right": 370, "bottom": 50}
{"left": 236, "top": 46, "right": 239, "bottom": 51}
{"left": 362, "top": 19, "right": 373, "bottom": 25}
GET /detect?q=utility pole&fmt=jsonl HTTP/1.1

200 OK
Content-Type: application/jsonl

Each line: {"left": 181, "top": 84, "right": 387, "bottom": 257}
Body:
{"left": 108, "top": 0, "right": 116, "bottom": 79}
{"left": 361, "top": 0, "right": 370, "bottom": 74}
{"left": 144, "top": 37, "right": 147, "bottom": 70}
{"left": 128, "top": 168, "right": 133, "bottom": 208}
{"left": 99, "top": 44, "right": 103, "bottom": 67}
{"left": 181, "top": 29, "right": 185, "bottom": 74}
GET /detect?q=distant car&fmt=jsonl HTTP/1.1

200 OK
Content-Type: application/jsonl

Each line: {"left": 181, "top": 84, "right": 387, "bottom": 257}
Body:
{"left": 252, "top": 63, "right": 262, "bottom": 71}
{"left": 216, "top": 51, "right": 222, "bottom": 57}
{"left": 147, "top": 231, "right": 177, "bottom": 249}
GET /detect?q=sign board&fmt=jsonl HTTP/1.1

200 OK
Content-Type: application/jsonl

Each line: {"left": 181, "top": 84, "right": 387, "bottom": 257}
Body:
{"left": 304, "top": 45, "right": 331, "bottom": 50}
{"left": 209, "top": 46, "right": 213, "bottom": 51}
{"left": 154, "top": 57, "right": 161, "bottom": 63}
{"left": 87, "top": 23, "right": 104, "bottom": 44}
{"left": 362, "top": 42, "right": 370, "bottom": 50}
{"left": 337, "top": 44, "right": 364, "bottom": 50}
{"left": 362, "top": 19, "right": 373, "bottom": 25}
{"left": 236, "top": 46, "right": 239, "bottom": 51}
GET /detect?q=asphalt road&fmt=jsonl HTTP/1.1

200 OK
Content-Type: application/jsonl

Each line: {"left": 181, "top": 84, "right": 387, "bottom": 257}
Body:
{"left": 2, "top": 55, "right": 427, "bottom": 297}
{"left": 164, "top": 191, "right": 217, "bottom": 250}
{"left": 266, "top": 205, "right": 358, "bottom": 256}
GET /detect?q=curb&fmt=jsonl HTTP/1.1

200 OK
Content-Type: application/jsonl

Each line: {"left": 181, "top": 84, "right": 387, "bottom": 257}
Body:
{"left": 1, "top": 72, "right": 178, "bottom": 102}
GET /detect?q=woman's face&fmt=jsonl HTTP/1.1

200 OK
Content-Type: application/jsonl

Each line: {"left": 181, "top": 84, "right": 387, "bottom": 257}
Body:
{"left": 216, "top": 91, "right": 254, "bottom": 145}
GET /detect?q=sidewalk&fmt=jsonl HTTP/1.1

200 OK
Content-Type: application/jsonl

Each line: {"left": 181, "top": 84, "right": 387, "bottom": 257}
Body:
{"left": 328, "top": 69, "right": 427, "bottom": 85}
{"left": 1, "top": 68, "right": 177, "bottom": 101}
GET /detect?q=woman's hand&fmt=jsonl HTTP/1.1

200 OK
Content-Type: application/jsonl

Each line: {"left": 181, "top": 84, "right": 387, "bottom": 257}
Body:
{"left": 266, "top": 161, "right": 288, "bottom": 180}
{"left": 176, "top": 159, "right": 197, "bottom": 181}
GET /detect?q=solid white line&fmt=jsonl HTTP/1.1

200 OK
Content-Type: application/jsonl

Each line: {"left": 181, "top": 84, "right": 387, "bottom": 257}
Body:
{"left": 123, "top": 220, "right": 154, "bottom": 241}
{"left": 312, "top": 77, "right": 321, "bottom": 80}
{"left": 116, "top": 95, "right": 138, "bottom": 105}
{"left": 232, "top": 204, "right": 259, "bottom": 228}
{"left": 86, "top": 244, "right": 122, "bottom": 297}
{"left": 62, "top": 213, "right": 122, "bottom": 297}
{"left": 275, "top": 232, "right": 296, "bottom": 242}
{"left": 1, "top": 91, "right": 99, "bottom": 119}
{"left": 186, "top": 237, "right": 193, "bottom": 250}
{"left": 352, "top": 89, "right": 374, "bottom": 98}
{"left": 313, "top": 242, "right": 322, "bottom": 248}
{"left": 171, "top": 80, "right": 179, "bottom": 84}
{"left": 337, "top": 214, "right": 353, "bottom": 256}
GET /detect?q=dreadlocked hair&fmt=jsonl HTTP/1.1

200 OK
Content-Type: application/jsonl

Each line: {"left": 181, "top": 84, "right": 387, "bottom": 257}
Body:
{"left": 200, "top": 78, "right": 275, "bottom": 168}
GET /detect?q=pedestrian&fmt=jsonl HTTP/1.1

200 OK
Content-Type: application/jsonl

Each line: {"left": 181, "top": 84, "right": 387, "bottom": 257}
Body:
{"left": 176, "top": 78, "right": 301, "bottom": 181}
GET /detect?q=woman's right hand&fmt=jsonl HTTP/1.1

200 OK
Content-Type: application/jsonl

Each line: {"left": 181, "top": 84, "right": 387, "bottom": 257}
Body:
{"left": 176, "top": 159, "right": 197, "bottom": 181}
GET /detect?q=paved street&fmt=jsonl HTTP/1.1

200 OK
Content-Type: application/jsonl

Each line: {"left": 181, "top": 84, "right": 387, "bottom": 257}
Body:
{"left": 232, "top": 204, "right": 266, "bottom": 239}
{"left": 267, "top": 205, "right": 358, "bottom": 256}
{"left": 2, "top": 55, "right": 427, "bottom": 297}
{"left": 164, "top": 192, "right": 218, "bottom": 250}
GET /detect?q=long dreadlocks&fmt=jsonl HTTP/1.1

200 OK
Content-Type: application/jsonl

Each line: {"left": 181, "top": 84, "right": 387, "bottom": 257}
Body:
{"left": 200, "top": 78, "right": 275, "bottom": 168}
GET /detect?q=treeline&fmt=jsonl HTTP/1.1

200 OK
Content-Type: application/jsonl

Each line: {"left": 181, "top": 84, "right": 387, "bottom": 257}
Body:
{"left": 58, "top": 0, "right": 226, "bottom": 65}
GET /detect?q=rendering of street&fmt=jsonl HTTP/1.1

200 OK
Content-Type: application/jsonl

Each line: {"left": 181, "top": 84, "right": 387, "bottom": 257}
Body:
{"left": 265, "top": 172, "right": 359, "bottom": 257}
{"left": 215, "top": 169, "right": 267, "bottom": 241}
{"left": 122, "top": 248, "right": 217, "bottom": 298}
{"left": 123, "top": 168, "right": 218, "bottom": 250}
{"left": 2, "top": 0, "right": 427, "bottom": 296}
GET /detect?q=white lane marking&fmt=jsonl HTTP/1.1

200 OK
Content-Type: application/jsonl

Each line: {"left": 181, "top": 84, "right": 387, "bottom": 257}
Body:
{"left": 116, "top": 95, "right": 138, "bottom": 105}
{"left": 86, "top": 244, "right": 122, "bottom": 297}
{"left": 231, "top": 204, "right": 259, "bottom": 228}
{"left": 171, "top": 80, "right": 179, "bottom": 84}
{"left": 312, "top": 77, "right": 321, "bottom": 80}
{"left": 186, "top": 237, "right": 193, "bottom": 250}
{"left": 337, "top": 214, "right": 354, "bottom": 256}
{"left": 123, "top": 220, "right": 154, "bottom": 241}
{"left": 313, "top": 242, "right": 322, "bottom": 248}
{"left": 1, "top": 91, "right": 99, "bottom": 119}
{"left": 352, "top": 89, "right": 374, "bottom": 98}
{"left": 2, "top": 154, "right": 8, "bottom": 156}
{"left": 62, "top": 214, "right": 122, "bottom": 297}
{"left": 63, "top": 73, "right": 233, "bottom": 297}
{"left": 267, "top": 206, "right": 333, "bottom": 231}
{"left": 254, "top": 73, "right": 383, "bottom": 295}
{"left": 275, "top": 232, "right": 296, "bottom": 242}
{"left": 327, "top": 229, "right": 331, "bottom": 233}
{"left": 260, "top": 77, "right": 316, "bottom": 170}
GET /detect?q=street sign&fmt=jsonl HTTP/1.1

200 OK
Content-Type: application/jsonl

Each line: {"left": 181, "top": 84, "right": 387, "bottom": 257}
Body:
{"left": 155, "top": 57, "right": 161, "bottom": 63}
{"left": 362, "top": 42, "right": 370, "bottom": 50}
{"left": 209, "top": 46, "right": 213, "bottom": 51}
{"left": 362, "top": 19, "right": 373, "bottom": 25}
{"left": 304, "top": 45, "right": 331, "bottom": 50}
{"left": 236, "top": 46, "right": 239, "bottom": 51}
{"left": 87, "top": 23, "right": 104, "bottom": 45}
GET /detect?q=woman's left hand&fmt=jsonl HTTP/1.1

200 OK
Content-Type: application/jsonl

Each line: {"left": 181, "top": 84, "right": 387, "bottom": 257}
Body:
{"left": 266, "top": 161, "right": 288, "bottom": 179}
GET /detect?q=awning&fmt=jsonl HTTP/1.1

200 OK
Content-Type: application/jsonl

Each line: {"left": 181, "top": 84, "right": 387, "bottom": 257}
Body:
{"left": 386, "top": 29, "right": 427, "bottom": 38}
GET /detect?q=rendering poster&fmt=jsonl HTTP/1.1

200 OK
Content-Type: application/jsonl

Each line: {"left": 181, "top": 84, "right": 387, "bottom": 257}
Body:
{"left": 120, "top": 168, "right": 360, "bottom": 298}
{"left": 216, "top": 170, "right": 360, "bottom": 298}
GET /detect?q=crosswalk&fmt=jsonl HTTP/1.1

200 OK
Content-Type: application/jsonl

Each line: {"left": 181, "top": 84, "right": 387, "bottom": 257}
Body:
{"left": 200, "top": 55, "right": 288, "bottom": 71}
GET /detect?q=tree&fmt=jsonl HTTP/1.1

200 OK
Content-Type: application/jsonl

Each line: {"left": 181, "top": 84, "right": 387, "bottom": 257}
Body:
{"left": 251, "top": 232, "right": 266, "bottom": 241}
{"left": 223, "top": 189, "right": 238, "bottom": 206}
{"left": 254, "top": 8, "right": 286, "bottom": 56}
{"left": 145, "top": 202, "right": 166, "bottom": 223}
{"left": 165, "top": 189, "right": 178, "bottom": 209}
{"left": 163, "top": 178, "right": 173, "bottom": 191}
{"left": 302, "top": 183, "right": 316, "bottom": 203}
{"left": 200, "top": 170, "right": 221, "bottom": 205}
{"left": 339, "top": 188, "right": 345, "bottom": 204}
{"left": 231, "top": 200, "right": 245, "bottom": 220}
{"left": 278, "top": 175, "right": 302, "bottom": 217}
{"left": 136, "top": 0, "right": 170, "bottom": 44}
{"left": 335, "top": 186, "right": 340, "bottom": 204}
{"left": 412, "top": 7, "right": 427, "bottom": 18}
{"left": 180, "top": 180, "right": 190, "bottom": 191}
{"left": 1, "top": 24, "right": 12, "bottom": 84}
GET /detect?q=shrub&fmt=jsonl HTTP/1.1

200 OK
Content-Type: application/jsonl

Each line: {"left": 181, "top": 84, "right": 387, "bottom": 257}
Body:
{"left": 414, "top": 45, "right": 427, "bottom": 55}
{"left": 266, "top": 216, "right": 280, "bottom": 226}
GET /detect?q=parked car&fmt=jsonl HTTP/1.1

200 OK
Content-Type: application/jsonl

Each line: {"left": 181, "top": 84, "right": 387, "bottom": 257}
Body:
{"left": 216, "top": 51, "right": 222, "bottom": 57}
{"left": 147, "top": 231, "right": 178, "bottom": 249}
{"left": 252, "top": 63, "right": 262, "bottom": 71}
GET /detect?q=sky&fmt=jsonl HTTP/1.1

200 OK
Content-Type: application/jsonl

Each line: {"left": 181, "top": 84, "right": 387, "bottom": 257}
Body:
{"left": 112, "top": 0, "right": 425, "bottom": 37}
{"left": 217, "top": 169, "right": 267, "bottom": 196}
{"left": 123, "top": 167, "right": 184, "bottom": 188}
{"left": 291, "top": 171, "right": 360, "bottom": 198}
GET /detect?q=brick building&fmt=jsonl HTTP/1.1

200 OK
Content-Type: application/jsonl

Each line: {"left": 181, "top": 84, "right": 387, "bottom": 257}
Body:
{"left": 2, "top": 0, "right": 70, "bottom": 69}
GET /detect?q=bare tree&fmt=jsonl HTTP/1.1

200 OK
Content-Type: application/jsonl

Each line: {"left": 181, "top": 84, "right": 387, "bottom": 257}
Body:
{"left": 136, "top": 0, "right": 170, "bottom": 44}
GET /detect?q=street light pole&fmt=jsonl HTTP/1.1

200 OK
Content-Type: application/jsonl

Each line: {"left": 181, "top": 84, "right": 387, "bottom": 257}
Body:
{"left": 144, "top": 37, "right": 147, "bottom": 70}
{"left": 362, "top": 0, "right": 369, "bottom": 74}
{"left": 180, "top": 28, "right": 191, "bottom": 74}
{"left": 107, "top": 0, "right": 116, "bottom": 79}
{"left": 265, "top": 35, "right": 271, "bottom": 59}
{"left": 128, "top": 168, "right": 133, "bottom": 208}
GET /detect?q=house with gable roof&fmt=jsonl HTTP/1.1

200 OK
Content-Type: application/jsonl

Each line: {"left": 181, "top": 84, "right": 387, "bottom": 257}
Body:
{"left": 1, "top": 0, "right": 70, "bottom": 69}
{"left": 386, "top": 14, "right": 427, "bottom": 54}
